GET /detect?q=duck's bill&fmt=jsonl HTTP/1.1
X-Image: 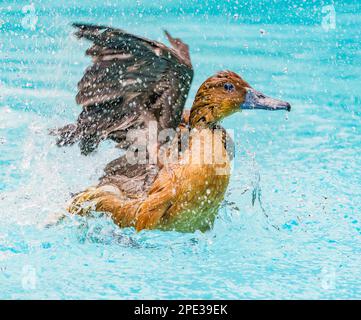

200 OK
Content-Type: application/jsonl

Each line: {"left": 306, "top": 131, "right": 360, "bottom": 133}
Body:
{"left": 242, "top": 88, "right": 291, "bottom": 112}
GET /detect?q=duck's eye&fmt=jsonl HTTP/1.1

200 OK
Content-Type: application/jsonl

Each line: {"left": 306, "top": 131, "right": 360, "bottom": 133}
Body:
{"left": 224, "top": 83, "right": 235, "bottom": 92}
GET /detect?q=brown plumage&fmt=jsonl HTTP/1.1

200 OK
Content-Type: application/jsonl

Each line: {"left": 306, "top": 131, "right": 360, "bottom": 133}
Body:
{"left": 54, "top": 24, "right": 290, "bottom": 232}
{"left": 53, "top": 23, "right": 193, "bottom": 155}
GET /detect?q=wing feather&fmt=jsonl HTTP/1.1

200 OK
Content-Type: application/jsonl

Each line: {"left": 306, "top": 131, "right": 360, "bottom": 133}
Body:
{"left": 54, "top": 23, "right": 193, "bottom": 155}
{"left": 53, "top": 23, "right": 194, "bottom": 198}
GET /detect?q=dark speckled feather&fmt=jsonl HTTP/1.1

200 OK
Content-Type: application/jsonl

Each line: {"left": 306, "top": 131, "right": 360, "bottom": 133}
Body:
{"left": 54, "top": 23, "right": 193, "bottom": 155}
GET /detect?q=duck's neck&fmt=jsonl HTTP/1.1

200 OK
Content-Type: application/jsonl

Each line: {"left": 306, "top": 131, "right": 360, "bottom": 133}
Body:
{"left": 189, "top": 92, "right": 236, "bottom": 129}
{"left": 189, "top": 97, "right": 218, "bottom": 129}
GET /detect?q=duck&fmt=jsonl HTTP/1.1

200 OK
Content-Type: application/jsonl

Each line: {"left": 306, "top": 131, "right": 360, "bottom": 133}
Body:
{"left": 53, "top": 23, "right": 290, "bottom": 233}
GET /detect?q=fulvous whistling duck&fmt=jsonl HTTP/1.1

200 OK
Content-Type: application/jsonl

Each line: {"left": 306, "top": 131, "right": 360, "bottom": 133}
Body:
{"left": 53, "top": 23, "right": 291, "bottom": 233}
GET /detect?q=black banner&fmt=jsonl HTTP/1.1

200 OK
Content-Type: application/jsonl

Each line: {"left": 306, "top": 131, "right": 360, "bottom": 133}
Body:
{"left": 0, "top": 300, "right": 356, "bottom": 318}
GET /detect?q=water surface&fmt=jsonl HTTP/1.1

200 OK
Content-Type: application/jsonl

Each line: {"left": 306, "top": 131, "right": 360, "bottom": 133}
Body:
{"left": 0, "top": 0, "right": 361, "bottom": 299}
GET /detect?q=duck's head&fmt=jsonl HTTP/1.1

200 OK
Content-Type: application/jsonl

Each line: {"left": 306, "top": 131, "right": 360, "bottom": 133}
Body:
{"left": 189, "top": 70, "right": 291, "bottom": 127}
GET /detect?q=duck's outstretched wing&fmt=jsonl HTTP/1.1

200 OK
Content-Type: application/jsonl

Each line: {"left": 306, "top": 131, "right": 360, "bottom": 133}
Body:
{"left": 54, "top": 23, "right": 193, "bottom": 155}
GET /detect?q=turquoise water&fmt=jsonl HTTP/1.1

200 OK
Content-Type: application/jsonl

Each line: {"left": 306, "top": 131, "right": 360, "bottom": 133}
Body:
{"left": 1, "top": 0, "right": 361, "bottom": 299}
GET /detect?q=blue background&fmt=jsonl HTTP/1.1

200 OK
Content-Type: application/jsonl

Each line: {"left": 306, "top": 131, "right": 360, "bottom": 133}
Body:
{"left": 0, "top": 0, "right": 360, "bottom": 298}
